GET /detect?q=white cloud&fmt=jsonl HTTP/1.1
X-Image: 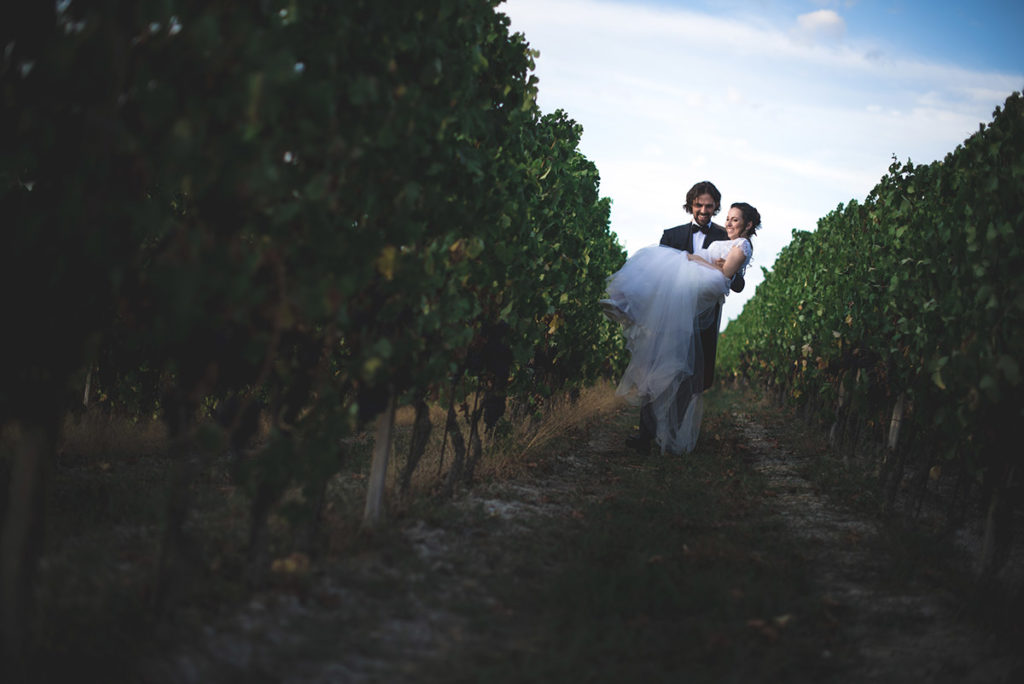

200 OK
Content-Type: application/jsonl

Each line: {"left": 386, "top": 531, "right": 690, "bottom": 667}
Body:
{"left": 794, "top": 9, "right": 846, "bottom": 43}
{"left": 500, "top": 0, "right": 1022, "bottom": 325}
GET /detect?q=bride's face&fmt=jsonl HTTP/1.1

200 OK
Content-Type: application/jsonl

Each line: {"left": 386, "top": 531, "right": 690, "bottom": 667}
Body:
{"left": 725, "top": 208, "right": 748, "bottom": 239}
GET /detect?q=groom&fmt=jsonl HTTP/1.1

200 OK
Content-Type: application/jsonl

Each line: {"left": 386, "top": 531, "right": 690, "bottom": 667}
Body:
{"left": 626, "top": 180, "right": 744, "bottom": 453}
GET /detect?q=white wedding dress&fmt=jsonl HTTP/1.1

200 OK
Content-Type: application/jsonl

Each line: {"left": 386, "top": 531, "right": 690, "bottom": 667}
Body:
{"left": 601, "top": 238, "right": 751, "bottom": 454}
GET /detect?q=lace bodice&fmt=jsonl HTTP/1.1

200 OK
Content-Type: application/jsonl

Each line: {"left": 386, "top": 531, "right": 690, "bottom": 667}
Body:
{"left": 700, "top": 237, "right": 751, "bottom": 280}
{"left": 704, "top": 237, "right": 751, "bottom": 263}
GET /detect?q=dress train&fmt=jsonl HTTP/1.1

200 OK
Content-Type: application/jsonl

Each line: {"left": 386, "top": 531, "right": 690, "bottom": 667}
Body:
{"left": 601, "top": 245, "right": 730, "bottom": 454}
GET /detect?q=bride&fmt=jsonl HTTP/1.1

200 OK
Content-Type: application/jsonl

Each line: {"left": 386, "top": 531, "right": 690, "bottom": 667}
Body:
{"left": 601, "top": 202, "right": 760, "bottom": 454}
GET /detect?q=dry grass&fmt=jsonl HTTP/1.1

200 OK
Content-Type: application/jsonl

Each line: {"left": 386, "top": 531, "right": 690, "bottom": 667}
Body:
{"left": 386, "top": 381, "right": 625, "bottom": 499}
{"left": 57, "top": 408, "right": 168, "bottom": 462}
{"left": 43, "top": 384, "right": 625, "bottom": 537}
{"left": 52, "top": 381, "right": 621, "bottom": 477}
{"left": 481, "top": 381, "right": 623, "bottom": 473}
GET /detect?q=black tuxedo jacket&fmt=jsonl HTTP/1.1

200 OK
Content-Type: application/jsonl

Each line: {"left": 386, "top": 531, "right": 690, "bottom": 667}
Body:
{"left": 660, "top": 221, "right": 745, "bottom": 293}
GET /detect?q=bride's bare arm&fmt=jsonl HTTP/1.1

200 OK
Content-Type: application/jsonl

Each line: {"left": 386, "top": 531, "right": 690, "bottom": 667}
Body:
{"left": 721, "top": 244, "right": 746, "bottom": 279}
{"left": 686, "top": 253, "right": 720, "bottom": 271}
{"left": 688, "top": 245, "right": 746, "bottom": 277}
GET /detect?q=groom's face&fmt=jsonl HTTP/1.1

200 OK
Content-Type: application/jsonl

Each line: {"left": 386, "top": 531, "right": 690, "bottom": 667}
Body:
{"left": 691, "top": 193, "right": 717, "bottom": 227}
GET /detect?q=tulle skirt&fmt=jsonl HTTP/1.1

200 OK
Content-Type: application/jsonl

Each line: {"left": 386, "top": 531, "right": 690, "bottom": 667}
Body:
{"left": 601, "top": 245, "right": 729, "bottom": 454}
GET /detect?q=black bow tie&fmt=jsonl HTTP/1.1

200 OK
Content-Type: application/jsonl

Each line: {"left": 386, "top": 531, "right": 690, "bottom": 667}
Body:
{"left": 696, "top": 224, "right": 709, "bottom": 234}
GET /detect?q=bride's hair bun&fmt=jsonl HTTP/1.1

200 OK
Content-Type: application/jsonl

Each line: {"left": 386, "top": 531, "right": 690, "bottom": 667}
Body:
{"left": 731, "top": 202, "right": 760, "bottom": 238}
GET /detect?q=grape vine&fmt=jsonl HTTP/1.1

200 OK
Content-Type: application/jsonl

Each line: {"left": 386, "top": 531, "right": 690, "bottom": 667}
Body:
{"left": 0, "top": 0, "right": 626, "bottom": 668}
{"left": 719, "top": 91, "right": 1024, "bottom": 577}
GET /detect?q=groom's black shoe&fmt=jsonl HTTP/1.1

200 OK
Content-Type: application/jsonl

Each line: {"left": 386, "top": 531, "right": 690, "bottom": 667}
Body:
{"left": 625, "top": 432, "right": 651, "bottom": 454}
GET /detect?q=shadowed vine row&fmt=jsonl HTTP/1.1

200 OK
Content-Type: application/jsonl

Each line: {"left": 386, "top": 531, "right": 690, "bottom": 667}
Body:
{"left": 719, "top": 92, "right": 1024, "bottom": 581}
{"left": 0, "top": 0, "right": 627, "bottom": 673}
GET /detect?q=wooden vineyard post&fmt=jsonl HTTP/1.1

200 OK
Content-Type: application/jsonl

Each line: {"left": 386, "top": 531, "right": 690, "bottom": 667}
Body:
{"left": 363, "top": 391, "right": 396, "bottom": 530}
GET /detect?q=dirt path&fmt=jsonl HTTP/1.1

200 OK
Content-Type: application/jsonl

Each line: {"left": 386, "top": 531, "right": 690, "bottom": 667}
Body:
{"left": 138, "top": 429, "right": 612, "bottom": 683}
{"left": 733, "top": 411, "right": 1018, "bottom": 683}
{"left": 137, "top": 405, "right": 1021, "bottom": 683}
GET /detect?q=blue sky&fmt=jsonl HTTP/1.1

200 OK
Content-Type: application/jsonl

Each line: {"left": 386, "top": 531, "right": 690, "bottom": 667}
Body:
{"left": 638, "top": 1, "right": 1024, "bottom": 72}
{"left": 500, "top": 0, "right": 1024, "bottom": 326}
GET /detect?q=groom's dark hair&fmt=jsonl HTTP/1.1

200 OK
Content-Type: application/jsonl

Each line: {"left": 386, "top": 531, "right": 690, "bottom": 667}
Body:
{"left": 684, "top": 181, "right": 721, "bottom": 215}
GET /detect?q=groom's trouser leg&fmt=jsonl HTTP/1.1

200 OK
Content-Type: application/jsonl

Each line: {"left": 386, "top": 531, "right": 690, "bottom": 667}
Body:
{"left": 700, "top": 327, "right": 717, "bottom": 389}
{"left": 638, "top": 402, "right": 656, "bottom": 442}
{"left": 698, "top": 304, "right": 723, "bottom": 389}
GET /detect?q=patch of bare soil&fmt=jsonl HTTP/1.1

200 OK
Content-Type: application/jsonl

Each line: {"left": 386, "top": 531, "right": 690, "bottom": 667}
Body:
{"left": 136, "top": 431, "right": 614, "bottom": 684}
{"left": 733, "top": 411, "right": 1021, "bottom": 683}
